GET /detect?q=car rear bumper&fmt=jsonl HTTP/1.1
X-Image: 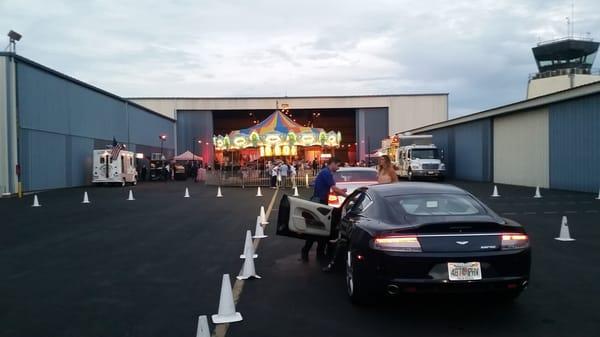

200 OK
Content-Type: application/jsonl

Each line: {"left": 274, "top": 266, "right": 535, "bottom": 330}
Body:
{"left": 354, "top": 248, "right": 530, "bottom": 294}
{"left": 385, "top": 276, "right": 528, "bottom": 294}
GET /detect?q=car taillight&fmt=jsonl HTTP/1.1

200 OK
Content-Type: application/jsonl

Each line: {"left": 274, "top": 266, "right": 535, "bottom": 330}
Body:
{"left": 501, "top": 233, "right": 529, "bottom": 250}
{"left": 328, "top": 193, "right": 340, "bottom": 206}
{"left": 372, "top": 235, "right": 422, "bottom": 252}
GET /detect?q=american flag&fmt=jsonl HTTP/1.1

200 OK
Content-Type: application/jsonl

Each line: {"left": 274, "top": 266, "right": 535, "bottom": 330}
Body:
{"left": 111, "top": 143, "right": 124, "bottom": 160}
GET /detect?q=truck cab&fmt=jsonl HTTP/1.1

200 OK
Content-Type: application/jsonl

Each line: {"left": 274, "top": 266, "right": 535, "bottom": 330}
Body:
{"left": 395, "top": 142, "right": 445, "bottom": 181}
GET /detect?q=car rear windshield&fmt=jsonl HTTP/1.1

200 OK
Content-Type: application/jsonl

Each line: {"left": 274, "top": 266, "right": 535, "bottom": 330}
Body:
{"left": 386, "top": 193, "right": 486, "bottom": 216}
{"left": 333, "top": 170, "right": 378, "bottom": 183}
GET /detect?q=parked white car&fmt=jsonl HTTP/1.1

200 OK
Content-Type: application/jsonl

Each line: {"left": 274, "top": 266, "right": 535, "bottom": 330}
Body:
{"left": 329, "top": 167, "right": 378, "bottom": 207}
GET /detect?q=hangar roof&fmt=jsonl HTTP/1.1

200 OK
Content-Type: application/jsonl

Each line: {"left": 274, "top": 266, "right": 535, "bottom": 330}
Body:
{"left": 405, "top": 80, "right": 600, "bottom": 134}
{"left": 0, "top": 52, "right": 174, "bottom": 122}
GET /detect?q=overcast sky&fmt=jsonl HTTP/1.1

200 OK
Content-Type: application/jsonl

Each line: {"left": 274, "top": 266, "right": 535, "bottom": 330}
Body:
{"left": 2, "top": 0, "right": 600, "bottom": 117}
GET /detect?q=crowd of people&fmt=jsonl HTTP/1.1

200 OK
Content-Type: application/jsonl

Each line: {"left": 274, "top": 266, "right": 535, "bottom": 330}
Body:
{"left": 263, "top": 157, "right": 380, "bottom": 187}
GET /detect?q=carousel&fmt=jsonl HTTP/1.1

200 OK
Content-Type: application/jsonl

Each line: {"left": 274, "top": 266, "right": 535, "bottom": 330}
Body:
{"left": 213, "top": 110, "right": 341, "bottom": 166}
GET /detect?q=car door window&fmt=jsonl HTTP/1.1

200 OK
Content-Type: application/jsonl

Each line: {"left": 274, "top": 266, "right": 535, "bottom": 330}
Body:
{"left": 352, "top": 193, "right": 373, "bottom": 214}
{"left": 342, "top": 192, "right": 361, "bottom": 216}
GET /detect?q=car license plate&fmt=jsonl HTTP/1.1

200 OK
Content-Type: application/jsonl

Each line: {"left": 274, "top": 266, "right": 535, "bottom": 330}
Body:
{"left": 448, "top": 262, "right": 482, "bottom": 281}
{"left": 428, "top": 171, "right": 434, "bottom": 175}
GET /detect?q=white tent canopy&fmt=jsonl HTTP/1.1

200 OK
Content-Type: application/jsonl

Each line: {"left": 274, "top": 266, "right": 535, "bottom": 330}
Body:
{"left": 173, "top": 150, "right": 203, "bottom": 161}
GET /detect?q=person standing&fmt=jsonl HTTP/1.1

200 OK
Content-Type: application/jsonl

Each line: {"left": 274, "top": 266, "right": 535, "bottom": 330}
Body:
{"left": 301, "top": 157, "right": 347, "bottom": 262}
{"left": 312, "top": 159, "right": 318, "bottom": 176}
{"left": 290, "top": 162, "right": 297, "bottom": 187}
{"left": 377, "top": 155, "right": 399, "bottom": 184}
{"left": 140, "top": 165, "right": 147, "bottom": 181}
{"left": 279, "top": 161, "right": 289, "bottom": 188}
{"left": 270, "top": 162, "right": 279, "bottom": 189}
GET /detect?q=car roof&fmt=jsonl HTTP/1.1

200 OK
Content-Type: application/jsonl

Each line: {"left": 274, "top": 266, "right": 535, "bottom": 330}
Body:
{"left": 366, "top": 182, "right": 467, "bottom": 197}
{"left": 337, "top": 167, "right": 377, "bottom": 172}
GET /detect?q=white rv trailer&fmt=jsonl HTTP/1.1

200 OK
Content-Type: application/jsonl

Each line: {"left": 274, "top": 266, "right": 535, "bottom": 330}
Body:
{"left": 92, "top": 149, "right": 138, "bottom": 186}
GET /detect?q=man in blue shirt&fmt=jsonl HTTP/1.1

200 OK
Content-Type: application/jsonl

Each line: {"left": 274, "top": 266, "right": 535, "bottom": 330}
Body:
{"left": 301, "top": 157, "right": 347, "bottom": 261}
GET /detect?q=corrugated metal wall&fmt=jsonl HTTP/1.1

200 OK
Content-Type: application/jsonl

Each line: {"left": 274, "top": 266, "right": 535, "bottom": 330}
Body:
{"left": 493, "top": 108, "right": 549, "bottom": 188}
{"left": 176, "top": 110, "right": 214, "bottom": 165}
{"left": 429, "top": 128, "right": 454, "bottom": 177}
{"left": 549, "top": 95, "right": 600, "bottom": 192}
{"left": 16, "top": 62, "right": 175, "bottom": 191}
{"left": 356, "top": 108, "right": 388, "bottom": 161}
{"left": 453, "top": 119, "right": 492, "bottom": 181}
{"left": 418, "top": 119, "right": 492, "bottom": 182}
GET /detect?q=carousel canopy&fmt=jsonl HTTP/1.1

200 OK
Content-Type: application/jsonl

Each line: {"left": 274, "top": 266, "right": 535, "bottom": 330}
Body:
{"left": 213, "top": 110, "right": 341, "bottom": 151}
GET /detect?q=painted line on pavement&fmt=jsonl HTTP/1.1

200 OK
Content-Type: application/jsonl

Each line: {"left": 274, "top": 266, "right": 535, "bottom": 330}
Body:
{"left": 213, "top": 188, "right": 279, "bottom": 337}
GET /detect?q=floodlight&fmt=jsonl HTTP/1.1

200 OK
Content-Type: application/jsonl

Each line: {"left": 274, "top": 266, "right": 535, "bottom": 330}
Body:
{"left": 8, "top": 30, "right": 21, "bottom": 42}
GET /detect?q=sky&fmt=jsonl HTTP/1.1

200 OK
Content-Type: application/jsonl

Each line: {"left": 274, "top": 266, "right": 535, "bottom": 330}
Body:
{"left": 2, "top": 0, "right": 600, "bottom": 118}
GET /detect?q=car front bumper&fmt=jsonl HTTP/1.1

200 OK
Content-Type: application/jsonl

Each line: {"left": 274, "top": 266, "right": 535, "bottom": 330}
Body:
{"left": 411, "top": 169, "right": 445, "bottom": 177}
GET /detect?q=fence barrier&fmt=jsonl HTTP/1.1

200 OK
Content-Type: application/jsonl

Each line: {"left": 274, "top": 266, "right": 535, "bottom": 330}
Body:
{"left": 205, "top": 169, "right": 317, "bottom": 188}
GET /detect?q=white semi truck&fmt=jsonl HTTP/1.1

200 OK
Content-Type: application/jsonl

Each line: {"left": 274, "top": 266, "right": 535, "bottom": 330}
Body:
{"left": 92, "top": 149, "right": 138, "bottom": 186}
{"left": 386, "top": 134, "right": 446, "bottom": 180}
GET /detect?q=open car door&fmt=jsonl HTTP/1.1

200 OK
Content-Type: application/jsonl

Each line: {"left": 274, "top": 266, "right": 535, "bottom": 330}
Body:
{"left": 277, "top": 195, "right": 340, "bottom": 240}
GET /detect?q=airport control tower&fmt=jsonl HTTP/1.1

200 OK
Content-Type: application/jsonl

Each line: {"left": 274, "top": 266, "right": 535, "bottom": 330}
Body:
{"left": 527, "top": 37, "right": 600, "bottom": 98}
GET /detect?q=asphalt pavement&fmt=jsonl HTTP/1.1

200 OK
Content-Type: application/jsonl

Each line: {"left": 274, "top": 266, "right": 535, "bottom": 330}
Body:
{"left": 1, "top": 180, "right": 599, "bottom": 337}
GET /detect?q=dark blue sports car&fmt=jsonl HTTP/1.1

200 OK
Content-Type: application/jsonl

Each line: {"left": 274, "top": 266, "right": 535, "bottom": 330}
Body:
{"left": 277, "top": 182, "right": 531, "bottom": 304}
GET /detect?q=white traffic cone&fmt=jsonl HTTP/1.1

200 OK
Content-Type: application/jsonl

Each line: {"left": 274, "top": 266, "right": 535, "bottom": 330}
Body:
{"left": 237, "top": 250, "right": 261, "bottom": 280}
{"left": 533, "top": 186, "right": 542, "bottom": 198}
{"left": 253, "top": 216, "right": 268, "bottom": 239}
{"left": 305, "top": 173, "right": 309, "bottom": 188}
{"left": 216, "top": 186, "right": 223, "bottom": 198}
{"left": 127, "top": 190, "right": 135, "bottom": 201}
{"left": 555, "top": 216, "right": 575, "bottom": 241}
{"left": 196, "top": 315, "right": 210, "bottom": 337}
{"left": 240, "top": 230, "right": 258, "bottom": 259}
{"left": 32, "top": 194, "right": 41, "bottom": 207}
{"left": 184, "top": 187, "right": 190, "bottom": 198}
{"left": 293, "top": 186, "right": 300, "bottom": 197}
{"left": 259, "top": 206, "right": 268, "bottom": 225}
{"left": 256, "top": 186, "right": 263, "bottom": 197}
{"left": 82, "top": 191, "right": 90, "bottom": 204}
{"left": 211, "top": 274, "right": 243, "bottom": 324}
{"left": 491, "top": 185, "right": 500, "bottom": 197}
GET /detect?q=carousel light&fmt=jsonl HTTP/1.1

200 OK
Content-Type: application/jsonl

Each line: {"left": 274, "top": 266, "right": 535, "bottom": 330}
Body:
{"left": 274, "top": 145, "right": 282, "bottom": 156}
{"left": 259, "top": 146, "right": 265, "bottom": 157}
{"left": 291, "top": 145, "right": 297, "bottom": 156}
{"left": 265, "top": 145, "right": 272, "bottom": 157}
{"left": 283, "top": 145, "right": 290, "bottom": 156}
